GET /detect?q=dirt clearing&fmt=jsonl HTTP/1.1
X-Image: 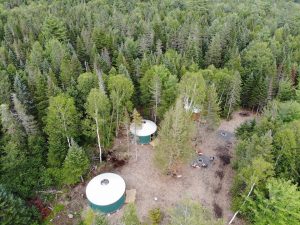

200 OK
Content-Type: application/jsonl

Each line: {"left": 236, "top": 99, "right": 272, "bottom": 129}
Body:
{"left": 107, "top": 111, "right": 255, "bottom": 224}
{"left": 49, "top": 111, "right": 255, "bottom": 225}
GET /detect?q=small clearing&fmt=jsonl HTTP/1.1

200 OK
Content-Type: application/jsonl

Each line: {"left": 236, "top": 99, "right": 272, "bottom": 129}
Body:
{"left": 108, "top": 111, "right": 255, "bottom": 224}
{"left": 50, "top": 111, "right": 255, "bottom": 225}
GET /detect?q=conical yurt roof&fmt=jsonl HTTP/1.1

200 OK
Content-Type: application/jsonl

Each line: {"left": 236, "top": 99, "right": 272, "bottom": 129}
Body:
{"left": 86, "top": 173, "right": 126, "bottom": 206}
{"left": 130, "top": 119, "right": 157, "bottom": 136}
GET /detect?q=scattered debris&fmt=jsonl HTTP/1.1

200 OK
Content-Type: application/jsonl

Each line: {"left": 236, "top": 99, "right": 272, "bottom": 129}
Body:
{"left": 217, "top": 130, "right": 234, "bottom": 141}
{"left": 191, "top": 155, "right": 215, "bottom": 168}
{"left": 68, "top": 214, "right": 73, "bottom": 219}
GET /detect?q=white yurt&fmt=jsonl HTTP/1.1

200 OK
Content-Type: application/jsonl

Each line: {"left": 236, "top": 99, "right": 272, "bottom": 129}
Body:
{"left": 86, "top": 173, "right": 126, "bottom": 213}
{"left": 130, "top": 119, "right": 157, "bottom": 144}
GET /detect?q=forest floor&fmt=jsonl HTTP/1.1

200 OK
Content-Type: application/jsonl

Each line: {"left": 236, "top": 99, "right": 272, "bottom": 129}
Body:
{"left": 49, "top": 110, "right": 255, "bottom": 225}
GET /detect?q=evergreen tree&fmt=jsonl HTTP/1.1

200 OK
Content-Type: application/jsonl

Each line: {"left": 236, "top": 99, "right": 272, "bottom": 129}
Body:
{"left": 205, "top": 34, "right": 222, "bottom": 68}
{"left": 122, "top": 203, "right": 141, "bottom": 225}
{"left": 243, "top": 178, "right": 300, "bottom": 225}
{"left": 12, "top": 94, "right": 38, "bottom": 135}
{"left": 149, "top": 74, "right": 162, "bottom": 123}
{"left": 42, "top": 16, "right": 67, "bottom": 43}
{"left": 13, "top": 75, "right": 35, "bottom": 114}
{"left": 0, "top": 185, "right": 39, "bottom": 225}
{"left": 277, "top": 79, "right": 295, "bottom": 101}
{"left": 154, "top": 98, "right": 195, "bottom": 173}
{"left": 225, "top": 71, "right": 241, "bottom": 119}
{"left": 28, "top": 42, "right": 44, "bottom": 70}
{"left": 62, "top": 142, "right": 89, "bottom": 185}
{"left": 45, "top": 39, "right": 66, "bottom": 75}
{"left": 203, "top": 84, "right": 220, "bottom": 129}
{"left": 132, "top": 109, "right": 142, "bottom": 160}
{"left": 168, "top": 200, "right": 223, "bottom": 225}
{"left": 140, "top": 65, "right": 177, "bottom": 119}
{"left": 0, "top": 70, "right": 11, "bottom": 105}
{"left": 95, "top": 214, "right": 110, "bottom": 225}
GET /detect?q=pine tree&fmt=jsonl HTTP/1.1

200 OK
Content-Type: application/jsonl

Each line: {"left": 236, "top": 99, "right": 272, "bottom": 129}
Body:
{"left": 28, "top": 41, "right": 44, "bottom": 70}
{"left": 205, "top": 34, "right": 222, "bottom": 68}
{"left": 149, "top": 74, "right": 162, "bottom": 123}
{"left": 12, "top": 94, "right": 38, "bottom": 135}
{"left": 169, "top": 200, "right": 223, "bottom": 225}
{"left": 277, "top": 79, "right": 295, "bottom": 101}
{"left": 42, "top": 16, "right": 67, "bottom": 43}
{"left": 203, "top": 84, "right": 220, "bottom": 129}
{"left": 122, "top": 203, "right": 141, "bottom": 225}
{"left": 154, "top": 98, "right": 195, "bottom": 173}
{"left": 132, "top": 109, "right": 142, "bottom": 160}
{"left": 13, "top": 75, "right": 35, "bottom": 114}
{"left": 140, "top": 65, "right": 177, "bottom": 119}
{"left": 0, "top": 70, "right": 11, "bottom": 105}
{"left": 62, "top": 142, "right": 89, "bottom": 185}
{"left": 0, "top": 185, "right": 39, "bottom": 225}
{"left": 225, "top": 71, "right": 241, "bottom": 119}
{"left": 45, "top": 39, "right": 66, "bottom": 75}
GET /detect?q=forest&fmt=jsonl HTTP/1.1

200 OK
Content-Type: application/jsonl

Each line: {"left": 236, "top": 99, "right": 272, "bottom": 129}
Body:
{"left": 0, "top": 0, "right": 300, "bottom": 224}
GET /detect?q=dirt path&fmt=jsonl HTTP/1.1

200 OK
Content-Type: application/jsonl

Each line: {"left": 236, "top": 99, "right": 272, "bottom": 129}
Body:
{"left": 108, "top": 111, "right": 256, "bottom": 224}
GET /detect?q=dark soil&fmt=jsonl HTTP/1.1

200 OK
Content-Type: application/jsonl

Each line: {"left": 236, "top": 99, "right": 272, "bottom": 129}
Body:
{"left": 215, "top": 170, "right": 224, "bottom": 180}
{"left": 214, "top": 183, "right": 222, "bottom": 194}
{"left": 218, "top": 153, "right": 231, "bottom": 166}
{"left": 213, "top": 202, "right": 223, "bottom": 218}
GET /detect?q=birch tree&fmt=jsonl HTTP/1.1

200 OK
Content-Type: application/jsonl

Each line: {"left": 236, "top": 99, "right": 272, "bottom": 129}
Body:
{"left": 108, "top": 74, "right": 134, "bottom": 137}
{"left": 85, "top": 88, "right": 110, "bottom": 163}
{"left": 45, "top": 94, "right": 79, "bottom": 167}
{"left": 179, "top": 71, "right": 206, "bottom": 113}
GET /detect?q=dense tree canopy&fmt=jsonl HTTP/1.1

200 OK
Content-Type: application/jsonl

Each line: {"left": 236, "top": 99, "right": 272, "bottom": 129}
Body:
{"left": 1, "top": 0, "right": 300, "bottom": 223}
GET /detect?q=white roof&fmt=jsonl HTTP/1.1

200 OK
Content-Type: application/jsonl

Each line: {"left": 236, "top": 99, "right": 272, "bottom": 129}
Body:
{"left": 86, "top": 173, "right": 126, "bottom": 206}
{"left": 130, "top": 119, "right": 157, "bottom": 136}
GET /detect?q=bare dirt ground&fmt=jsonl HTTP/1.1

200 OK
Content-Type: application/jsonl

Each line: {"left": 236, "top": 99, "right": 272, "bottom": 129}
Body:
{"left": 50, "top": 110, "right": 256, "bottom": 225}
{"left": 108, "top": 111, "right": 256, "bottom": 224}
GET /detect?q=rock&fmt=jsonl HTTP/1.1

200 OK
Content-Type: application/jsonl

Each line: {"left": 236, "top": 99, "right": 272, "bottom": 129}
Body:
{"left": 68, "top": 214, "right": 73, "bottom": 219}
